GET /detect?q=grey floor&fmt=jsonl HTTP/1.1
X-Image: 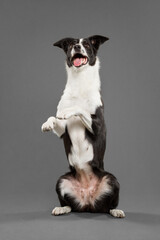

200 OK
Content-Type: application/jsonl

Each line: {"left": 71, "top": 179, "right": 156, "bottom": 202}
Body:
{"left": 1, "top": 197, "right": 160, "bottom": 240}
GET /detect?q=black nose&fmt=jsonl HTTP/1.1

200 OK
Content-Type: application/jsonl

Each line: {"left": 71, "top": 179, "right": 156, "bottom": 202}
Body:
{"left": 74, "top": 45, "right": 81, "bottom": 51}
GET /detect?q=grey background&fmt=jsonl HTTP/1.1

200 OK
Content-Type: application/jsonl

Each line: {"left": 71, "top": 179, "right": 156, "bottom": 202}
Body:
{"left": 0, "top": 0, "right": 160, "bottom": 239}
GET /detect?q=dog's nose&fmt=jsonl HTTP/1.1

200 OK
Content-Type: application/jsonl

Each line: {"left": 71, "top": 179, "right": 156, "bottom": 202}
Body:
{"left": 74, "top": 45, "right": 81, "bottom": 51}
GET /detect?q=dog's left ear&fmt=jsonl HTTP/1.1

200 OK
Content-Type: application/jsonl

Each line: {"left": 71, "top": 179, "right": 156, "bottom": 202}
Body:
{"left": 53, "top": 38, "right": 74, "bottom": 53}
{"left": 88, "top": 35, "right": 109, "bottom": 52}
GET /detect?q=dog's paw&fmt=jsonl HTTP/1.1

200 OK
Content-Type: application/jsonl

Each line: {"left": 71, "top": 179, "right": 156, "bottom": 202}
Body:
{"left": 57, "top": 108, "right": 80, "bottom": 120}
{"left": 109, "top": 209, "right": 125, "bottom": 218}
{"left": 41, "top": 117, "right": 56, "bottom": 132}
{"left": 51, "top": 206, "right": 71, "bottom": 216}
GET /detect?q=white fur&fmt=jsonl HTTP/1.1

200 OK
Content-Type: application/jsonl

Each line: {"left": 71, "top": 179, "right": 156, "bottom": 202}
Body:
{"left": 59, "top": 178, "right": 82, "bottom": 207}
{"left": 60, "top": 179, "right": 74, "bottom": 198}
{"left": 59, "top": 175, "right": 111, "bottom": 208}
{"left": 55, "top": 58, "right": 102, "bottom": 171}
{"left": 42, "top": 55, "right": 102, "bottom": 172}
{"left": 110, "top": 209, "right": 125, "bottom": 218}
{"left": 42, "top": 41, "right": 125, "bottom": 216}
{"left": 67, "top": 116, "right": 93, "bottom": 168}
{"left": 57, "top": 58, "right": 102, "bottom": 116}
{"left": 79, "top": 38, "right": 88, "bottom": 55}
{"left": 71, "top": 38, "right": 87, "bottom": 57}
{"left": 57, "top": 106, "right": 93, "bottom": 133}
{"left": 41, "top": 116, "right": 56, "bottom": 132}
{"left": 41, "top": 58, "right": 101, "bottom": 139}
{"left": 41, "top": 116, "right": 66, "bottom": 137}
{"left": 52, "top": 206, "right": 71, "bottom": 215}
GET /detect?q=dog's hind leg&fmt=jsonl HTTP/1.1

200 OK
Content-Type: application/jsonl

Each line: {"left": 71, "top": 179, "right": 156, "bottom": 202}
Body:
{"left": 52, "top": 172, "right": 83, "bottom": 215}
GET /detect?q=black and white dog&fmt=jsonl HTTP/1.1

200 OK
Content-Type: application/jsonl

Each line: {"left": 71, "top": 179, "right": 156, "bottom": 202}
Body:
{"left": 41, "top": 35, "right": 125, "bottom": 218}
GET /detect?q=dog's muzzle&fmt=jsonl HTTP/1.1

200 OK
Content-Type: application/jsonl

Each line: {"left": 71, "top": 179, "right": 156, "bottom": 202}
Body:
{"left": 71, "top": 53, "right": 88, "bottom": 67}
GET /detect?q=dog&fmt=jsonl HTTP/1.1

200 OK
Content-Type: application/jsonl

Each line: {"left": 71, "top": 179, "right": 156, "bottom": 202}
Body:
{"left": 41, "top": 35, "right": 125, "bottom": 218}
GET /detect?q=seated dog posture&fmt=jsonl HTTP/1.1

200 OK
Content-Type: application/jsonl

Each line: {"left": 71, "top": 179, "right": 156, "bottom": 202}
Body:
{"left": 41, "top": 35, "right": 125, "bottom": 218}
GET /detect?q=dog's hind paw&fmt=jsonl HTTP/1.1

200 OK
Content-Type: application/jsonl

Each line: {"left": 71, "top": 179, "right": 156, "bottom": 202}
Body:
{"left": 52, "top": 206, "right": 71, "bottom": 216}
{"left": 109, "top": 209, "right": 125, "bottom": 218}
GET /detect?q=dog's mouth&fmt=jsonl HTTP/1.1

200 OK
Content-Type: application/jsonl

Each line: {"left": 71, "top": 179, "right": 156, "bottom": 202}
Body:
{"left": 72, "top": 53, "right": 88, "bottom": 67}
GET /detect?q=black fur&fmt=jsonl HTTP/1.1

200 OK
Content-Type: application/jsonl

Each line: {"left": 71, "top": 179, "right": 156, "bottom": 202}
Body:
{"left": 83, "top": 35, "right": 109, "bottom": 65}
{"left": 87, "top": 105, "right": 106, "bottom": 170}
{"left": 53, "top": 35, "right": 109, "bottom": 67}
{"left": 56, "top": 169, "right": 119, "bottom": 213}
{"left": 57, "top": 105, "right": 119, "bottom": 213}
{"left": 53, "top": 36, "right": 121, "bottom": 214}
{"left": 62, "top": 106, "right": 106, "bottom": 170}
{"left": 62, "top": 127, "right": 72, "bottom": 159}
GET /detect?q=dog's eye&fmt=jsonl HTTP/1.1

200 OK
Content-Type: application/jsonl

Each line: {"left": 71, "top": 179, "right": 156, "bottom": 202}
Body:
{"left": 84, "top": 43, "right": 90, "bottom": 48}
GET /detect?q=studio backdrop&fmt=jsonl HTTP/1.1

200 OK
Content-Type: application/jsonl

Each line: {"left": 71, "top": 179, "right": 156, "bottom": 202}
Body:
{"left": 0, "top": 0, "right": 160, "bottom": 215}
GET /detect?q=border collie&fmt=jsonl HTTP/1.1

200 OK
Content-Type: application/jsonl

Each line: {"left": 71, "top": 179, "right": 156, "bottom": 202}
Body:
{"left": 41, "top": 35, "right": 125, "bottom": 218}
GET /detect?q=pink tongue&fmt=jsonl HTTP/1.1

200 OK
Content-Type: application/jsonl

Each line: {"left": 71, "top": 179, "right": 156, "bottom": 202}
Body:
{"left": 73, "top": 58, "right": 82, "bottom": 67}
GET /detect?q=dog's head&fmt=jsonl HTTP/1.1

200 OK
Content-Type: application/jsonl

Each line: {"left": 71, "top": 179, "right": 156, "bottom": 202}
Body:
{"left": 53, "top": 35, "right": 109, "bottom": 68}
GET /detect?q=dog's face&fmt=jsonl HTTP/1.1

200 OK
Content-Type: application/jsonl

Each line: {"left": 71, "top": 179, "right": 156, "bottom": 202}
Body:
{"left": 53, "top": 35, "right": 109, "bottom": 68}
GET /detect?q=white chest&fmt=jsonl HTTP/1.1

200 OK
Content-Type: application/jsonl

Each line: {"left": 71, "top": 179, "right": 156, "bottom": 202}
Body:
{"left": 57, "top": 58, "right": 102, "bottom": 115}
{"left": 56, "top": 59, "right": 102, "bottom": 170}
{"left": 57, "top": 93, "right": 101, "bottom": 114}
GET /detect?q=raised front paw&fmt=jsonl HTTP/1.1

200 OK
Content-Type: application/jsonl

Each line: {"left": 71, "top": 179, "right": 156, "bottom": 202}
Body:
{"left": 57, "top": 107, "right": 80, "bottom": 120}
{"left": 41, "top": 117, "right": 56, "bottom": 132}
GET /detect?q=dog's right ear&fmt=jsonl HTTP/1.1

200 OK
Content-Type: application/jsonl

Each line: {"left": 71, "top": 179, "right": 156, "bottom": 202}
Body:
{"left": 53, "top": 38, "right": 74, "bottom": 53}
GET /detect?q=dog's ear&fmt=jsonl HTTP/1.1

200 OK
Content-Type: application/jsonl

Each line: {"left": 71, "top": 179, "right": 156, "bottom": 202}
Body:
{"left": 53, "top": 38, "right": 74, "bottom": 53}
{"left": 88, "top": 35, "right": 109, "bottom": 52}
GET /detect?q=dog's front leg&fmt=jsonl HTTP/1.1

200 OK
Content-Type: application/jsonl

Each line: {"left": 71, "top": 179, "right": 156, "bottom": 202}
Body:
{"left": 79, "top": 111, "right": 93, "bottom": 133}
{"left": 41, "top": 116, "right": 66, "bottom": 137}
{"left": 57, "top": 107, "right": 93, "bottom": 133}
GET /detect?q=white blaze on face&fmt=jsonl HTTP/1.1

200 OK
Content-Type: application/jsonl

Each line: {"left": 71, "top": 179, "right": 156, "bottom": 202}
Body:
{"left": 79, "top": 38, "right": 88, "bottom": 56}
{"left": 71, "top": 47, "right": 75, "bottom": 58}
{"left": 71, "top": 38, "right": 88, "bottom": 58}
